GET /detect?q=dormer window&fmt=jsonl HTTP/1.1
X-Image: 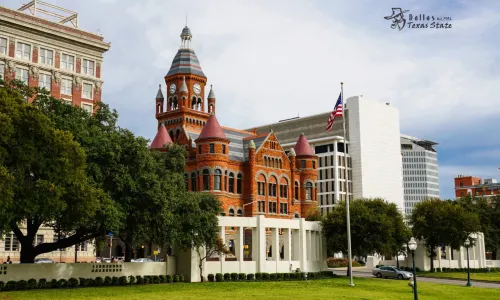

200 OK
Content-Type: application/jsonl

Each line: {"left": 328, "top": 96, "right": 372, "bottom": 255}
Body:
{"left": 222, "top": 145, "right": 226, "bottom": 154}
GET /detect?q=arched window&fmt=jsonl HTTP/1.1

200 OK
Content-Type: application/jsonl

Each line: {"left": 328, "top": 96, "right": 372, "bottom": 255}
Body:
{"left": 229, "top": 208, "right": 235, "bottom": 216}
{"left": 280, "top": 178, "right": 288, "bottom": 198}
{"left": 306, "top": 182, "right": 313, "bottom": 200}
{"left": 192, "top": 97, "right": 197, "bottom": 109}
{"left": 257, "top": 174, "right": 266, "bottom": 196}
{"left": 268, "top": 176, "right": 277, "bottom": 197}
{"left": 237, "top": 174, "right": 242, "bottom": 194}
{"left": 191, "top": 173, "right": 197, "bottom": 192}
{"left": 169, "top": 131, "right": 174, "bottom": 142}
{"left": 272, "top": 158, "right": 275, "bottom": 168}
{"left": 203, "top": 169, "right": 210, "bottom": 191}
{"left": 214, "top": 169, "right": 222, "bottom": 190}
{"left": 184, "top": 174, "right": 188, "bottom": 191}
{"left": 237, "top": 209, "right": 243, "bottom": 216}
{"left": 175, "top": 129, "right": 180, "bottom": 142}
{"left": 294, "top": 182, "right": 299, "bottom": 200}
{"left": 229, "top": 173, "right": 235, "bottom": 193}
{"left": 279, "top": 160, "right": 282, "bottom": 169}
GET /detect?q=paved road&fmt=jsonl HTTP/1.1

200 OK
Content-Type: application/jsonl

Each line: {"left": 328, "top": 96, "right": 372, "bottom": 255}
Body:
{"left": 329, "top": 268, "right": 500, "bottom": 289}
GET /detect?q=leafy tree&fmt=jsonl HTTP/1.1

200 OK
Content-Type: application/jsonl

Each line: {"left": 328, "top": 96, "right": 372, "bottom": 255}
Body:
{"left": 0, "top": 81, "right": 119, "bottom": 263}
{"left": 304, "top": 207, "right": 323, "bottom": 222}
{"left": 33, "top": 89, "right": 192, "bottom": 262}
{"left": 322, "top": 198, "right": 408, "bottom": 275}
{"left": 173, "top": 192, "right": 223, "bottom": 282}
{"left": 410, "top": 199, "right": 481, "bottom": 272}
{"left": 456, "top": 195, "right": 500, "bottom": 258}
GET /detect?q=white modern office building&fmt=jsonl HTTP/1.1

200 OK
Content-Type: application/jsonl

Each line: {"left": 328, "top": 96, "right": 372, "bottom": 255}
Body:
{"left": 250, "top": 96, "right": 405, "bottom": 214}
{"left": 400, "top": 135, "right": 440, "bottom": 215}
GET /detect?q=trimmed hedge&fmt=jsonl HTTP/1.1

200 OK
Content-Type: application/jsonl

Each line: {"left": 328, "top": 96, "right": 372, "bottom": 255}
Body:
{"left": 328, "top": 257, "right": 363, "bottom": 268}
{"left": 207, "top": 271, "right": 334, "bottom": 283}
{"left": 0, "top": 272, "right": 187, "bottom": 292}
{"left": 208, "top": 274, "right": 215, "bottom": 282}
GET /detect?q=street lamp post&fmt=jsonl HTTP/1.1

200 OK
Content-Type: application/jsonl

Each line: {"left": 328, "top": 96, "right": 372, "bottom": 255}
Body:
{"left": 465, "top": 239, "right": 472, "bottom": 287}
{"left": 408, "top": 237, "right": 418, "bottom": 300}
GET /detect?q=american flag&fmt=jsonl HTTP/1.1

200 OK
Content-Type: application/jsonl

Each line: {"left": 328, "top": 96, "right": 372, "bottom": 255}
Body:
{"left": 325, "top": 93, "right": 343, "bottom": 132}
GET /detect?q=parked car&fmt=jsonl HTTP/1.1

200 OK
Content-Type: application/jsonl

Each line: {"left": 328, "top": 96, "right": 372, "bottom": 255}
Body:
{"left": 372, "top": 266, "right": 413, "bottom": 280}
{"left": 131, "top": 258, "right": 154, "bottom": 263}
{"left": 34, "top": 258, "right": 55, "bottom": 264}
{"left": 102, "top": 258, "right": 112, "bottom": 263}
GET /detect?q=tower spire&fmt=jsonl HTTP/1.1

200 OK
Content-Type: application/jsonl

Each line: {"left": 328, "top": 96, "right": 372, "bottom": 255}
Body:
{"left": 180, "top": 23, "right": 192, "bottom": 49}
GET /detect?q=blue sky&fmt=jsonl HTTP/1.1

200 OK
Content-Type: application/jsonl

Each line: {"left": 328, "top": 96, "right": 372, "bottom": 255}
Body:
{"left": 4, "top": 0, "right": 499, "bottom": 199}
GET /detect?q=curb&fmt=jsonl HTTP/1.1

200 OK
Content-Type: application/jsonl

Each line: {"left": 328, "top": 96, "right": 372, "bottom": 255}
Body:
{"left": 417, "top": 275, "right": 500, "bottom": 285}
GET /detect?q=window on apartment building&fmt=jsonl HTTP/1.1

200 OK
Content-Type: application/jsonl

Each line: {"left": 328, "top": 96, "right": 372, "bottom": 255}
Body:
{"left": 16, "top": 68, "right": 29, "bottom": 84}
{"left": 301, "top": 160, "right": 306, "bottom": 169}
{"left": 0, "top": 62, "right": 4, "bottom": 81}
{"left": 61, "top": 54, "right": 74, "bottom": 71}
{"left": 258, "top": 182, "right": 265, "bottom": 196}
{"left": 81, "top": 103, "right": 93, "bottom": 114}
{"left": 4, "top": 234, "right": 12, "bottom": 251}
{"left": 191, "top": 173, "right": 197, "bottom": 191}
{"left": 280, "top": 203, "right": 288, "bottom": 214}
{"left": 16, "top": 42, "right": 31, "bottom": 60}
{"left": 38, "top": 73, "right": 51, "bottom": 91}
{"left": 237, "top": 174, "right": 242, "bottom": 194}
{"left": 319, "top": 157, "right": 323, "bottom": 167}
{"left": 78, "top": 242, "right": 87, "bottom": 252}
{"left": 0, "top": 37, "right": 7, "bottom": 55}
{"left": 12, "top": 234, "right": 19, "bottom": 251}
{"left": 214, "top": 169, "right": 222, "bottom": 190}
{"left": 228, "top": 173, "right": 235, "bottom": 193}
{"left": 268, "top": 202, "right": 277, "bottom": 214}
{"left": 268, "top": 183, "right": 276, "bottom": 197}
{"left": 82, "top": 59, "right": 95, "bottom": 76}
{"left": 258, "top": 201, "right": 265, "bottom": 213}
{"left": 61, "top": 78, "right": 72, "bottom": 95}
{"left": 82, "top": 83, "right": 93, "bottom": 99}
{"left": 39, "top": 48, "right": 53, "bottom": 65}
{"left": 320, "top": 195, "right": 323, "bottom": 206}
{"left": 306, "top": 182, "right": 313, "bottom": 200}
{"left": 36, "top": 234, "right": 44, "bottom": 245}
{"left": 209, "top": 143, "right": 215, "bottom": 153}
{"left": 203, "top": 169, "right": 210, "bottom": 190}
{"left": 280, "top": 184, "right": 288, "bottom": 198}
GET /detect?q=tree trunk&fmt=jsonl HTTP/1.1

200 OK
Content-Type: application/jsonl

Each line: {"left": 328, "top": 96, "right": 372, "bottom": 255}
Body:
{"left": 346, "top": 263, "right": 351, "bottom": 277}
{"left": 20, "top": 242, "right": 37, "bottom": 263}
{"left": 125, "top": 242, "right": 133, "bottom": 262}
{"left": 199, "top": 261, "right": 204, "bottom": 283}
{"left": 429, "top": 247, "right": 435, "bottom": 272}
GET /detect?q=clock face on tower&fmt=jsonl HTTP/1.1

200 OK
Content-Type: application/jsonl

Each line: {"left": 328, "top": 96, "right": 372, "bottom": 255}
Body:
{"left": 193, "top": 83, "right": 201, "bottom": 95}
{"left": 169, "top": 84, "right": 176, "bottom": 94}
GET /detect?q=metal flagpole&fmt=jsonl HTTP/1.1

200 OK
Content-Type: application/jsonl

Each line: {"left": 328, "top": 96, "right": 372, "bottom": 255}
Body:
{"left": 341, "top": 82, "right": 354, "bottom": 286}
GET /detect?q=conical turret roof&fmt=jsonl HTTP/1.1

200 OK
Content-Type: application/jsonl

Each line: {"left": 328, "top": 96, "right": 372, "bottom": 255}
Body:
{"left": 151, "top": 123, "right": 173, "bottom": 149}
{"left": 198, "top": 113, "right": 227, "bottom": 140}
{"left": 294, "top": 133, "right": 314, "bottom": 156}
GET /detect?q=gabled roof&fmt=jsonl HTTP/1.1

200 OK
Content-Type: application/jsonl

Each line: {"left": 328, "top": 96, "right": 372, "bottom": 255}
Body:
{"left": 294, "top": 133, "right": 314, "bottom": 156}
{"left": 150, "top": 123, "right": 173, "bottom": 149}
{"left": 198, "top": 114, "right": 227, "bottom": 140}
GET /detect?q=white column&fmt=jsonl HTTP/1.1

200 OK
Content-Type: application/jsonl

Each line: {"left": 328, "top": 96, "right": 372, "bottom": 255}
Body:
{"left": 273, "top": 228, "right": 279, "bottom": 272}
{"left": 237, "top": 226, "right": 244, "bottom": 272}
{"left": 284, "top": 228, "right": 291, "bottom": 261}
{"left": 447, "top": 246, "right": 451, "bottom": 266}
{"left": 257, "top": 215, "right": 266, "bottom": 273}
{"left": 307, "top": 230, "right": 312, "bottom": 262}
{"left": 299, "top": 218, "right": 307, "bottom": 271}
{"left": 292, "top": 229, "right": 300, "bottom": 262}
{"left": 220, "top": 226, "right": 226, "bottom": 274}
{"left": 437, "top": 247, "right": 442, "bottom": 270}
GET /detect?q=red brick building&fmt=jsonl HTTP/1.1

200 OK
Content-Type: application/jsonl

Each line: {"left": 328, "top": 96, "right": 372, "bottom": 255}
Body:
{"left": 454, "top": 175, "right": 500, "bottom": 198}
{"left": 151, "top": 26, "right": 318, "bottom": 219}
{"left": 0, "top": 3, "right": 110, "bottom": 112}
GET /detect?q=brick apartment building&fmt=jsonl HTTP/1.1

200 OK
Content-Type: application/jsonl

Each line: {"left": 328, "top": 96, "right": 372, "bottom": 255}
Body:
{"left": 454, "top": 175, "right": 500, "bottom": 198}
{"left": 0, "top": 1, "right": 110, "bottom": 263}
{"left": 0, "top": 2, "right": 110, "bottom": 112}
{"left": 150, "top": 25, "right": 319, "bottom": 219}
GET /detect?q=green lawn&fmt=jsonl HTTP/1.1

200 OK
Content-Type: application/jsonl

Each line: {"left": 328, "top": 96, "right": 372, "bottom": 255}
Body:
{"left": 419, "top": 272, "right": 500, "bottom": 282}
{"left": 2, "top": 278, "right": 500, "bottom": 300}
